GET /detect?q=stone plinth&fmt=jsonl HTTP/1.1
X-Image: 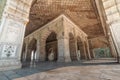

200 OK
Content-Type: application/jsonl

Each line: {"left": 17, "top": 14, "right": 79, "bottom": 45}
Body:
{"left": 0, "top": 60, "right": 21, "bottom": 71}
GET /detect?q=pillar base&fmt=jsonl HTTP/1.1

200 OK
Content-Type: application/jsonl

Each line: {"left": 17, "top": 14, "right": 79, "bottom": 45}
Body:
{"left": 39, "top": 53, "right": 46, "bottom": 61}
{"left": 0, "top": 60, "right": 22, "bottom": 71}
{"left": 64, "top": 56, "right": 71, "bottom": 62}
{"left": 117, "top": 57, "right": 120, "bottom": 63}
{"left": 57, "top": 56, "right": 71, "bottom": 62}
{"left": 57, "top": 57, "right": 65, "bottom": 62}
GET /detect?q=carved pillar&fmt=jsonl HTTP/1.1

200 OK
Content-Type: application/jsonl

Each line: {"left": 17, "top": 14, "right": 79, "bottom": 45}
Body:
{"left": 109, "top": 24, "right": 120, "bottom": 62}
{"left": 57, "top": 37, "right": 71, "bottom": 62}
{"left": 83, "top": 41, "right": 87, "bottom": 60}
{"left": 101, "top": 0, "right": 120, "bottom": 63}
{"left": 36, "top": 38, "right": 40, "bottom": 61}
{"left": 78, "top": 41, "right": 85, "bottom": 60}
{"left": 40, "top": 41, "right": 46, "bottom": 61}
{"left": 0, "top": 0, "right": 33, "bottom": 71}
{"left": 73, "top": 29, "right": 78, "bottom": 61}
{"left": 75, "top": 39, "right": 79, "bottom": 61}
{"left": 109, "top": 35, "right": 117, "bottom": 58}
{"left": 24, "top": 42, "right": 28, "bottom": 61}
{"left": 26, "top": 48, "right": 32, "bottom": 61}
{"left": 85, "top": 38, "right": 91, "bottom": 60}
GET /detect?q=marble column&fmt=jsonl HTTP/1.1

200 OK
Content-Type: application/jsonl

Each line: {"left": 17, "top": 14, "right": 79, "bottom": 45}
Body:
{"left": 75, "top": 38, "right": 80, "bottom": 61}
{"left": 83, "top": 41, "right": 87, "bottom": 60}
{"left": 26, "top": 48, "right": 32, "bottom": 61}
{"left": 108, "top": 33, "right": 117, "bottom": 58}
{"left": 57, "top": 37, "right": 71, "bottom": 62}
{"left": 23, "top": 43, "right": 28, "bottom": 61}
{"left": 86, "top": 39, "right": 91, "bottom": 60}
{"left": 0, "top": 0, "right": 33, "bottom": 71}
{"left": 40, "top": 44, "right": 46, "bottom": 61}
{"left": 0, "top": 15, "right": 26, "bottom": 71}
{"left": 36, "top": 38, "right": 40, "bottom": 62}
{"left": 109, "top": 23, "right": 120, "bottom": 62}
{"left": 102, "top": 0, "right": 120, "bottom": 62}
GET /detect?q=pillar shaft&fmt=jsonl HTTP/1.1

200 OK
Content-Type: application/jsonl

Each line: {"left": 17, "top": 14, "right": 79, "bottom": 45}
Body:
{"left": 109, "top": 35, "right": 117, "bottom": 58}
{"left": 83, "top": 42, "right": 87, "bottom": 60}
{"left": 75, "top": 39, "right": 78, "bottom": 61}
{"left": 24, "top": 43, "right": 28, "bottom": 61}
{"left": 86, "top": 40, "right": 91, "bottom": 60}
{"left": 57, "top": 38, "right": 71, "bottom": 62}
{"left": 36, "top": 39, "right": 40, "bottom": 61}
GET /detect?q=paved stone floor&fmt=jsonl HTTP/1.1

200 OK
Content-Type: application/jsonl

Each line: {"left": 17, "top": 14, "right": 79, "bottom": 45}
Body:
{"left": 0, "top": 60, "right": 120, "bottom": 80}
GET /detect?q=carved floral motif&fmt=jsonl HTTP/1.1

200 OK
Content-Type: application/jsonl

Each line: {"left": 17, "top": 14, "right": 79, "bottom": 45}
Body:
{"left": 1, "top": 45, "right": 17, "bottom": 58}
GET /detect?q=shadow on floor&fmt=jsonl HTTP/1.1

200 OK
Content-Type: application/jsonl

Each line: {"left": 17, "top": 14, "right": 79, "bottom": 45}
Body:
{"left": 0, "top": 59, "right": 119, "bottom": 80}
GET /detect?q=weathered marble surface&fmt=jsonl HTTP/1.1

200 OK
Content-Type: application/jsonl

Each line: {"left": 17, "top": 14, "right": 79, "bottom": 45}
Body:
{"left": 102, "top": 0, "right": 120, "bottom": 60}
{"left": 14, "top": 65, "right": 120, "bottom": 80}
{"left": 0, "top": 0, "right": 33, "bottom": 71}
{"left": 0, "top": 61, "right": 119, "bottom": 80}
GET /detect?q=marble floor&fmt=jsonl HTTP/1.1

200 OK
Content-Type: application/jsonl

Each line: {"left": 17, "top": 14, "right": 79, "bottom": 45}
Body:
{"left": 0, "top": 59, "right": 120, "bottom": 80}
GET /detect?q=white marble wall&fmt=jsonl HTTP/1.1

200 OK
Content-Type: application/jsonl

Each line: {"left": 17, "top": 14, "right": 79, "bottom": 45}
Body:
{"left": 102, "top": 0, "right": 120, "bottom": 59}
{"left": 0, "top": 0, "right": 33, "bottom": 71}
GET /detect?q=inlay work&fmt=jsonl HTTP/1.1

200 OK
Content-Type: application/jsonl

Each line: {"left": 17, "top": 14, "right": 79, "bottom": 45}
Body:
{"left": 1, "top": 45, "right": 17, "bottom": 58}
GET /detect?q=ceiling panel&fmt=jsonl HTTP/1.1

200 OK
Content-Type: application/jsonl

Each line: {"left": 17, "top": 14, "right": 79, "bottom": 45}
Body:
{"left": 26, "top": 0, "right": 104, "bottom": 38}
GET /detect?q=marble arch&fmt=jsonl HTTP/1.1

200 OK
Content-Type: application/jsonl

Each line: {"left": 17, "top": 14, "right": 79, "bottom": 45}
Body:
{"left": 45, "top": 32, "right": 58, "bottom": 61}
{"left": 26, "top": 38, "right": 37, "bottom": 61}
{"left": 40, "top": 31, "right": 58, "bottom": 61}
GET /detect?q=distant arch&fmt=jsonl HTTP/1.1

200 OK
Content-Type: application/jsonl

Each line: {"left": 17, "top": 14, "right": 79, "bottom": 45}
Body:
{"left": 76, "top": 36, "right": 86, "bottom": 60}
{"left": 69, "top": 33, "right": 77, "bottom": 61}
{"left": 45, "top": 32, "right": 58, "bottom": 61}
{"left": 26, "top": 38, "right": 37, "bottom": 61}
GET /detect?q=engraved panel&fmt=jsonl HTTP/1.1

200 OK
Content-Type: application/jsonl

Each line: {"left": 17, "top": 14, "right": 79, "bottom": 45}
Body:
{"left": 0, "top": 18, "right": 22, "bottom": 43}
{"left": 1, "top": 44, "right": 17, "bottom": 58}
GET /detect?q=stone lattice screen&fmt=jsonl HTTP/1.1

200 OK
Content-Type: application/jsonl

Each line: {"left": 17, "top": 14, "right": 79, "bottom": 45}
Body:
{"left": 93, "top": 47, "right": 111, "bottom": 58}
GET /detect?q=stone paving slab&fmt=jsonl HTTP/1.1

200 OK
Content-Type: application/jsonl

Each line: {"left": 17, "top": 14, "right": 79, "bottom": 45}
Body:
{"left": 0, "top": 62, "right": 120, "bottom": 80}
{"left": 3, "top": 71, "right": 20, "bottom": 79}
{"left": 0, "top": 72, "right": 9, "bottom": 80}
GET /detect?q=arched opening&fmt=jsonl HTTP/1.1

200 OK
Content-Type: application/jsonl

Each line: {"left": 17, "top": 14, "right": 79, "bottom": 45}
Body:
{"left": 21, "top": 43, "right": 26, "bottom": 62}
{"left": 77, "top": 36, "right": 86, "bottom": 60}
{"left": 45, "top": 32, "right": 58, "bottom": 61}
{"left": 69, "top": 33, "right": 77, "bottom": 61}
{"left": 27, "top": 38, "right": 37, "bottom": 62}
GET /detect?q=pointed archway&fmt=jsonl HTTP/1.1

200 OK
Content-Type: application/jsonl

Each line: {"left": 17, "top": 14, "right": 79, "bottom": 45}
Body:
{"left": 27, "top": 38, "right": 37, "bottom": 62}
{"left": 21, "top": 43, "right": 26, "bottom": 62}
{"left": 45, "top": 32, "right": 58, "bottom": 61}
{"left": 69, "top": 33, "right": 77, "bottom": 61}
{"left": 76, "top": 36, "right": 86, "bottom": 60}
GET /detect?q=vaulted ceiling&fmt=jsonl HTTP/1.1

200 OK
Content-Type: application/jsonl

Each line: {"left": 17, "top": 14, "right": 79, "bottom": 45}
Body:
{"left": 26, "top": 0, "right": 104, "bottom": 38}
